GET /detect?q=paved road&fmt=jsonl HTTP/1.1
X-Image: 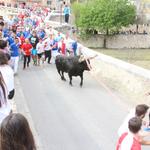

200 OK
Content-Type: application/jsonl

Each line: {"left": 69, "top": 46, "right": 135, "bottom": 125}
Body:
{"left": 14, "top": 63, "right": 149, "bottom": 150}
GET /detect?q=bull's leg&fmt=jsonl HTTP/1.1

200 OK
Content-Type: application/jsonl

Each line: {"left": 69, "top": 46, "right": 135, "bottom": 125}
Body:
{"left": 62, "top": 72, "right": 66, "bottom": 81}
{"left": 80, "top": 74, "right": 83, "bottom": 87}
{"left": 69, "top": 74, "right": 73, "bottom": 86}
{"left": 57, "top": 70, "right": 63, "bottom": 80}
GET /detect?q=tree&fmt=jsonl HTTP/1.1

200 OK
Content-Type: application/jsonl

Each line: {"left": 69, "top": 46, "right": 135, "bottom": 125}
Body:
{"left": 72, "top": 0, "right": 136, "bottom": 47}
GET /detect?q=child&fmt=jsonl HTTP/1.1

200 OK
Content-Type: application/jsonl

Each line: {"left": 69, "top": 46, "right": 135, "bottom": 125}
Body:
{"left": 116, "top": 117, "right": 142, "bottom": 150}
{"left": 31, "top": 48, "right": 37, "bottom": 65}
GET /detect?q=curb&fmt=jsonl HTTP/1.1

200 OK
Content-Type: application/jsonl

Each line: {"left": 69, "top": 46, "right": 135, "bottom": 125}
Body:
{"left": 14, "top": 76, "right": 43, "bottom": 150}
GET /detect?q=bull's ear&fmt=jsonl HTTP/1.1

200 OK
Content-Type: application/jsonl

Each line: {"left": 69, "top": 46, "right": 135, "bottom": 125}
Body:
{"left": 78, "top": 55, "right": 85, "bottom": 63}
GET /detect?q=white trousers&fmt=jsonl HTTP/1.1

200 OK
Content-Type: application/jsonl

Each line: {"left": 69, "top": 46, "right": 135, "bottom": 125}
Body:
{"left": 51, "top": 50, "right": 60, "bottom": 64}
{"left": 10, "top": 56, "right": 19, "bottom": 74}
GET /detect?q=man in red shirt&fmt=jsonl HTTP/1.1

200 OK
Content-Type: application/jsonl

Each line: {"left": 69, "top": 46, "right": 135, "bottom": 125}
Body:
{"left": 61, "top": 37, "right": 66, "bottom": 55}
{"left": 22, "top": 39, "right": 32, "bottom": 69}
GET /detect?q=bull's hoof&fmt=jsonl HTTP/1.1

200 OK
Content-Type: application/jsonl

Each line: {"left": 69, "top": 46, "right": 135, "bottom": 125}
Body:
{"left": 69, "top": 83, "right": 73, "bottom": 86}
{"left": 80, "top": 84, "right": 83, "bottom": 88}
{"left": 61, "top": 77, "right": 65, "bottom": 81}
{"left": 63, "top": 78, "right": 66, "bottom": 81}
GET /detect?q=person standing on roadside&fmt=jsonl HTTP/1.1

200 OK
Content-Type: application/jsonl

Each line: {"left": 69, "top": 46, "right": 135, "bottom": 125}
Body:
{"left": 0, "top": 72, "right": 12, "bottom": 124}
{"left": 116, "top": 117, "right": 143, "bottom": 150}
{"left": 63, "top": 4, "right": 70, "bottom": 24}
{"left": 0, "top": 40, "right": 10, "bottom": 60}
{"left": 0, "top": 52, "right": 14, "bottom": 99}
{"left": 118, "top": 104, "right": 150, "bottom": 146}
{"left": 0, "top": 113, "right": 36, "bottom": 150}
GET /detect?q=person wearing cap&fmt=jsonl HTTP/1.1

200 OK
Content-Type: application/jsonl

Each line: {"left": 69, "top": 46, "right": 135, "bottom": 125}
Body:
{"left": 0, "top": 51, "right": 15, "bottom": 99}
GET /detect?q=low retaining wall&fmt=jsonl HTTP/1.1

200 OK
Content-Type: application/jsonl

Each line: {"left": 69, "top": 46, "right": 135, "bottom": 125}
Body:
{"left": 54, "top": 25, "right": 150, "bottom": 49}
{"left": 80, "top": 34, "right": 150, "bottom": 49}
{"left": 81, "top": 47, "right": 150, "bottom": 104}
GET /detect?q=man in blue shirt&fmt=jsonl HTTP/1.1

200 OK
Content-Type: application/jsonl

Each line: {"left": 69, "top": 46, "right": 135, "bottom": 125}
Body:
{"left": 72, "top": 40, "right": 77, "bottom": 56}
{"left": 10, "top": 37, "right": 20, "bottom": 74}
{"left": 63, "top": 4, "right": 70, "bottom": 23}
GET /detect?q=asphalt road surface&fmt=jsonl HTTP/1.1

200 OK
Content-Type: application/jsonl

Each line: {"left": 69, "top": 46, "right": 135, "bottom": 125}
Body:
{"left": 14, "top": 62, "right": 149, "bottom": 150}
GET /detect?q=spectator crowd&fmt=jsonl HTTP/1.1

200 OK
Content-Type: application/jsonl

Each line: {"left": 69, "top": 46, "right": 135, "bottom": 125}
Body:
{"left": 0, "top": 2, "right": 75, "bottom": 150}
{"left": 1, "top": 2, "right": 150, "bottom": 150}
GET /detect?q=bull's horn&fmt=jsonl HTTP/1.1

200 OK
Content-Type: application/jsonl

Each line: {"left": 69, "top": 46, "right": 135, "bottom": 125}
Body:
{"left": 88, "top": 54, "right": 98, "bottom": 60}
{"left": 78, "top": 55, "right": 85, "bottom": 62}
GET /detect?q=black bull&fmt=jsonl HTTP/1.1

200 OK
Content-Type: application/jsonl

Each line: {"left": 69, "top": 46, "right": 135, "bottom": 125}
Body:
{"left": 55, "top": 55, "right": 91, "bottom": 87}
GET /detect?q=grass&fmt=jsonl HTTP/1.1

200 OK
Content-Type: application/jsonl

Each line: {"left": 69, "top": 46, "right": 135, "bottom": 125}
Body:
{"left": 93, "top": 49, "right": 150, "bottom": 70}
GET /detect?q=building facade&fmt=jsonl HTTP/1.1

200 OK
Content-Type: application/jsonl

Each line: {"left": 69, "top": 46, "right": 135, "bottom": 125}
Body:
{"left": 130, "top": 0, "right": 150, "bottom": 23}
{"left": 3, "top": 0, "right": 52, "bottom": 6}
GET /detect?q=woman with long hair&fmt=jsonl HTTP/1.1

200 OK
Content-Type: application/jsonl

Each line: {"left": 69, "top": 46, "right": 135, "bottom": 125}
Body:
{"left": 0, "top": 71, "right": 11, "bottom": 123}
{"left": 0, "top": 39, "right": 10, "bottom": 60}
{"left": 0, "top": 51, "right": 15, "bottom": 99}
{"left": 0, "top": 113, "right": 36, "bottom": 150}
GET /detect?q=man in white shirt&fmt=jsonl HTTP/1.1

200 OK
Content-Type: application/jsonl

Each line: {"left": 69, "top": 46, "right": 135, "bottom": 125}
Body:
{"left": 43, "top": 34, "right": 54, "bottom": 64}
{"left": 36, "top": 39, "right": 44, "bottom": 66}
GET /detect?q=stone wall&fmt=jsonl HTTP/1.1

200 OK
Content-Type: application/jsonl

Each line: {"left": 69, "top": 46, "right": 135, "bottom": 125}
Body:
{"left": 80, "top": 34, "right": 150, "bottom": 49}
{"left": 54, "top": 24, "right": 150, "bottom": 49}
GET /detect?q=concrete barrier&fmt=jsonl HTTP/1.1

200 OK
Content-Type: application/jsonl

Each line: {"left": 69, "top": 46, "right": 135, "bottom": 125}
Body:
{"left": 80, "top": 46, "right": 150, "bottom": 104}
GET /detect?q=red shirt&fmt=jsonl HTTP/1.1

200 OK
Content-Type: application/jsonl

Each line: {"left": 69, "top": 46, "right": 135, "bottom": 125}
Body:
{"left": 61, "top": 42, "right": 66, "bottom": 55}
{"left": 116, "top": 132, "right": 141, "bottom": 150}
{"left": 20, "top": 36, "right": 25, "bottom": 48}
{"left": 22, "top": 43, "right": 32, "bottom": 56}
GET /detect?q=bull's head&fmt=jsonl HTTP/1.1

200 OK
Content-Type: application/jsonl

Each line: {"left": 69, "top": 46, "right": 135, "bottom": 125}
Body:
{"left": 78, "top": 55, "right": 91, "bottom": 71}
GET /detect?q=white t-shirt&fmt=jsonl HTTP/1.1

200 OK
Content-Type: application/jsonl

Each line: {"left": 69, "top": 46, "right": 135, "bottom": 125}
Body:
{"left": 43, "top": 38, "right": 53, "bottom": 51}
{"left": 0, "top": 86, "right": 11, "bottom": 124}
{"left": 119, "top": 132, "right": 138, "bottom": 150}
{"left": 0, "top": 65, "right": 14, "bottom": 92}
{"left": 36, "top": 42, "right": 44, "bottom": 54}
{"left": 64, "top": 39, "right": 72, "bottom": 50}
